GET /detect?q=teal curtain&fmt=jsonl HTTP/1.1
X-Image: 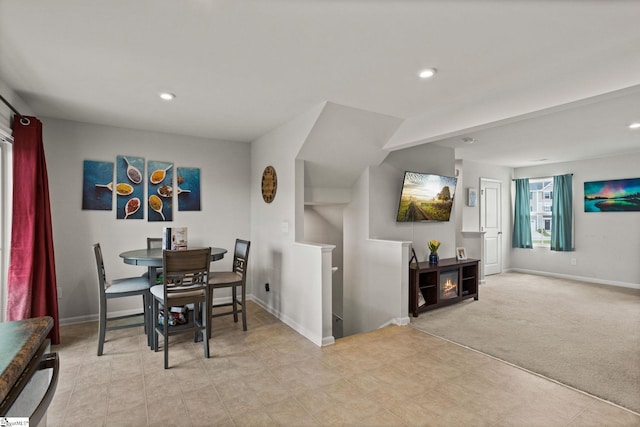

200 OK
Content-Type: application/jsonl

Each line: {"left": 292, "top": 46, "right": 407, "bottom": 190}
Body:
{"left": 512, "top": 178, "right": 532, "bottom": 248}
{"left": 551, "top": 174, "right": 573, "bottom": 251}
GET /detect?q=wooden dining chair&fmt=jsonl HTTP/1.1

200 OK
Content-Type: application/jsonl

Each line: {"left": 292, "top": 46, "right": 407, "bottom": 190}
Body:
{"left": 151, "top": 247, "right": 211, "bottom": 369}
{"left": 142, "top": 237, "right": 163, "bottom": 283}
{"left": 208, "top": 239, "right": 250, "bottom": 336}
{"left": 93, "top": 243, "right": 151, "bottom": 356}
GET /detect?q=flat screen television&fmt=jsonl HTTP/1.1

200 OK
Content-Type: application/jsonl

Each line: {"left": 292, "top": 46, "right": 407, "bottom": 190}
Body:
{"left": 396, "top": 171, "right": 458, "bottom": 222}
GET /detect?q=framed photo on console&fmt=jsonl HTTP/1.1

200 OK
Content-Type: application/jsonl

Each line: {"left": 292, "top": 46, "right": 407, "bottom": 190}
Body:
{"left": 456, "top": 247, "right": 467, "bottom": 260}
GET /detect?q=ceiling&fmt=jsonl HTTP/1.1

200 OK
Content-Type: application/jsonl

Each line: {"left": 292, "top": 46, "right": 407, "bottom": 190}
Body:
{"left": 1, "top": 1, "right": 640, "bottom": 168}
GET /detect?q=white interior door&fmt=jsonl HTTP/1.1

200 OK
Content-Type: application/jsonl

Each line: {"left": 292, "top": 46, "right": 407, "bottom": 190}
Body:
{"left": 481, "top": 178, "right": 502, "bottom": 275}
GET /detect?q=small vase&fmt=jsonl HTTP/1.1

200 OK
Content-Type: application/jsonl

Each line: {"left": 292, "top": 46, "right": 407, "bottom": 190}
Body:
{"left": 429, "top": 252, "right": 439, "bottom": 265}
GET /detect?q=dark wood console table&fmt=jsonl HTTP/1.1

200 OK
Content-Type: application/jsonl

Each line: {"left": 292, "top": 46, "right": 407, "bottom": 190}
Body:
{"left": 409, "top": 257, "right": 479, "bottom": 317}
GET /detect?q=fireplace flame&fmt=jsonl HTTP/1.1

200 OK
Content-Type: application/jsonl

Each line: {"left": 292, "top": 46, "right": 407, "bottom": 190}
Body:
{"left": 442, "top": 278, "right": 458, "bottom": 298}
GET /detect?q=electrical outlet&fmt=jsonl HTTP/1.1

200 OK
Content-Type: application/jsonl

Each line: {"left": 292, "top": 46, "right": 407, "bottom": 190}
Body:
{"left": 571, "top": 258, "right": 577, "bottom": 265}
{"left": 265, "top": 283, "right": 270, "bottom": 292}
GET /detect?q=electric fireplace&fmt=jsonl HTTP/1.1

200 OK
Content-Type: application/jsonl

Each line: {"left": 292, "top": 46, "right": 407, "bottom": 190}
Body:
{"left": 439, "top": 270, "right": 459, "bottom": 300}
{"left": 409, "top": 258, "right": 479, "bottom": 317}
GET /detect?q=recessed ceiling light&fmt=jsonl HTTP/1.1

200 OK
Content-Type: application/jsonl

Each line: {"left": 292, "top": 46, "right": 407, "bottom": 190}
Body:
{"left": 159, "top": 92, "right": 176, "bottom": 101}
{"left": 629, "top": 122, "right": 640, "bottom": 129}
{"left": 418, "top": 68, "right": 437, "bottom": 79}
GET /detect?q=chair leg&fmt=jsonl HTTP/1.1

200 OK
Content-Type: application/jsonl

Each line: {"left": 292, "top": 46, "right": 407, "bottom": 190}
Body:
{"left": 97, "top": 296, "right": 107, "bottom": 356}
{"left": 232, "top": 286, "right": 238, "bottom": 323}
{"left": 153, "top": 298, "right": 159, "bottom": 352}
{"left": 142, "top": 293, "right": 147, "bottom": 335}
{"left": 163, "top": 305, "right": 169, "bottom": 369}
{"left": 207, "top": 287, "right": 213, "bottom": 340}
{"left": 194, "top": 303, "right": 201, "bottom": 342}
{"left": 145, "top": 292, "right": 152, "bottom": 348}
{"left": 202, "top": 302, "right": 210, "bottom": 359}
{"left": 241, "top": 285, "right": 247, "bottom": 332}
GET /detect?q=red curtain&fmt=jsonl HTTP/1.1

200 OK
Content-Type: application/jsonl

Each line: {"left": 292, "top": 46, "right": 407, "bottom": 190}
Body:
{"left": 7, "top": 116, "right": 60, "bottom": 344}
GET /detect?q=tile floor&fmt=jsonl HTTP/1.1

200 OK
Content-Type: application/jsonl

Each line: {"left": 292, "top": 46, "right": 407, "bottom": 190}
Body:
{"left": 48, "top": 302, "right": 640, "bottom": 426}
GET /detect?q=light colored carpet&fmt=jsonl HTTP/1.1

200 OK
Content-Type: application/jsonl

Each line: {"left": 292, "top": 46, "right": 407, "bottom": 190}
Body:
{"left": 409, "top": 272, "right": 640, "bottom": 414}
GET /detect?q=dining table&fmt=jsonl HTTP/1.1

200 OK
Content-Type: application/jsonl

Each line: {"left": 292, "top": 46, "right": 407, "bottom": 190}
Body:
{"left": 119, "top": 246, "right": 227, "bottom": 347}
{"left": 119, "top": 246, "right": 227, "bottom": 286}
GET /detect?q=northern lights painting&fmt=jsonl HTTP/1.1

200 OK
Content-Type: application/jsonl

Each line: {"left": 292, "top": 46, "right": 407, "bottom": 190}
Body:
{"left": 584, "top": 178, "right": 640, "bottom": 212}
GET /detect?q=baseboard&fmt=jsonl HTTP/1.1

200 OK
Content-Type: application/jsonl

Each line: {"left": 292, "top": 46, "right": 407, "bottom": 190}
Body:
{"left": 383, "top": 316, "right": 410, "bottom": 327}
{"left": 322, "top": 336, "right": 336, "bottom": 346}
{"left": 250, "top": 295, "right": 327, "bottom": 347}
{"left": 59, "top": 295, "right": 239, "bottom": 326}
{"left": 59, "top": 313, "right": 101, "bottom": 326}
{"left": 505, "top": 268, "right": 640, "bottom": 290}
{"left": 251, "top": 295, "right": 410, "bottom": 344}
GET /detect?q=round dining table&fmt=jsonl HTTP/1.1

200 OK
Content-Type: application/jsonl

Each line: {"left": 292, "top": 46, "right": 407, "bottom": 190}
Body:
{"left": 119, "top": 246, "right": 227, "bottom": 348}
{"left": 119, "top": 246, "right": 227, "bottom": 285}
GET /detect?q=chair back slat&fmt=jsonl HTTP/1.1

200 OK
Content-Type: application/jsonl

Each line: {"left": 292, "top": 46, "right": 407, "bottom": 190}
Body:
{"left": 163, "top": 248, "right": 211, "bottom": 301}
{"left": 207, "top": 239, "right": 251, "bottom": 333}
{"left": 94, "top": 242, "right": 150, "bottom": 356}
{"left": 93, "top": 243, "right": 107, "bottom": 290}
{"left": 232, "top": 239, "right": 251, "bottom": 280}
{"left": 146, "top": 237, "right": 163, "bottom": 279}
{"left": 147, "top": 237, "right": 163, "bottom": 249}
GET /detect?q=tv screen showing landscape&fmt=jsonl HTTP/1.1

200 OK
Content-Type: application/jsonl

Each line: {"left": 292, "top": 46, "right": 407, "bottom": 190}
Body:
{"left": 396, "top": 171, "right": 458, "bottom": 222}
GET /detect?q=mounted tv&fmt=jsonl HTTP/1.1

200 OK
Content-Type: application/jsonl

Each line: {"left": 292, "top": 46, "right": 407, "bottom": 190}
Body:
{"left": 396, "top": 171, "right": 458, "bottom": 222}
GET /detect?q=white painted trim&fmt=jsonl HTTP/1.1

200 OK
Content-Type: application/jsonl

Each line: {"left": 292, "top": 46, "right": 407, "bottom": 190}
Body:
{"left": 322, "top": 336, "right": 335, "bottom": 346}
{"left": 377, "top": 316, "right": 410, "bottom": 329}
{"left": 59, "top": 295, "right": 240, "bottom": 325}
{"left": 250, "top": 295, "right": 325, "bottom": 347}
{"left": 395, "top": 316, "right": 411, "bottom": 326}
{"left": 0, "top": 125, "right": 13, "bottom": 143}
{"left": 0, "top": 141, "right": 11, "bottom": 323}
{"left": 505, "top": 268, "right": 640, "bottom": 290}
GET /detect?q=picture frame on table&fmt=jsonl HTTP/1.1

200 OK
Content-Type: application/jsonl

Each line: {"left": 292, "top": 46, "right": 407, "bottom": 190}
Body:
{"left": 456, "top": 247, "right": 467, "bottom": 261}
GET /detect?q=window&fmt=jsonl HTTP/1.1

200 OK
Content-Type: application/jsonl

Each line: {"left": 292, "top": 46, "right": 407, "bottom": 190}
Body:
{"left": 0, "top": 127, "right": 13, "bottom": 322}
{"left": 529, "top": 177, "right": 553, "bottom": 246}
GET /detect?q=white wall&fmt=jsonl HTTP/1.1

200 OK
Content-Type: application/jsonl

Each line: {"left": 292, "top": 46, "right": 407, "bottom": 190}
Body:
{"left": 304, "top": 205, "right": 344, "bottom": 328}
{"left": 372, "top": 143, "right": 458, "bottom": 260}
{"left": 456, "top": 159, "right": 514, "bottom": 275}
{"left": 341, "top": 143, "right": 457, "bottom": 336}
{"left": 342, "top": 169, "right": 369, "bottom": 336}
{"left": 290, "top": 242, "right": 335, "bottom": 346}
{"left": 512, "top": 153, "right": 640, "bottom": 287}
{"left": 41, "top": 118, "right": 251, "bottom": 322}
{"left": 250, "top": 103, "right": 328, "bottom": 342}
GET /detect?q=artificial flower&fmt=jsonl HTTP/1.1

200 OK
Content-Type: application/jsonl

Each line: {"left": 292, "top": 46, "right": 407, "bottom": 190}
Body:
{"left": 428, "top": 240, "right": 440, "bottom": 253}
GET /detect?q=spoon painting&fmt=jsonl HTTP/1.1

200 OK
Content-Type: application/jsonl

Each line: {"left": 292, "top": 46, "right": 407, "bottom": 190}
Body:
{"left": 115, "top": 183, "right": 134, "bottom": 196}
{"left": 157, "top": 184, "right": 173, "bottom": 197}
{"left": 150, "top": 164, "right": 173, "bottom": 185}
{"left": 95, "top": 182, "right": 113, "bottom": 191}
{"left": 123, "top": 157, "right": 142, "bottom": 184}
{"left": 149, "top": 195, "right": 165, "bottom": 221}
{"left": 124, "top": 198, "right": 140, "bottom": 219}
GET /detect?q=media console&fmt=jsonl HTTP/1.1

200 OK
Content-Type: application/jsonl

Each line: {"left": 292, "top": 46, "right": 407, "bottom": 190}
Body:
{"left": 409, "top": 257, "right": 479, "bottom": 317}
